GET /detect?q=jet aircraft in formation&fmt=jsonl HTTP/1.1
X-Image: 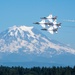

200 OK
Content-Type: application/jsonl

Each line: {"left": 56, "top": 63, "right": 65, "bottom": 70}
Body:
{"left": 33, "top": 14, "right": 61, "bottom": 34}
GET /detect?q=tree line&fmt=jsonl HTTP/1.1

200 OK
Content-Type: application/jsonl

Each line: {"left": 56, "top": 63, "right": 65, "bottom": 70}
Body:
{"left": 0, "top": 65, "right": 75, "bottom": 75}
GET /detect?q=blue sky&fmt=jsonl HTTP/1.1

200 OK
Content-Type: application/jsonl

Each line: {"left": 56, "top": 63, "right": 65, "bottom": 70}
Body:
{"left": 0, "top": 0, "right": 75, "bottom": 48}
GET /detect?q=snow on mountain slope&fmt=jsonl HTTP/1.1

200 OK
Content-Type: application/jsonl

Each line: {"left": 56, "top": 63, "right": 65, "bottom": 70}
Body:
{"left": 8, "top": 25, "right": 35, "bottom": 38}
{"left": 0, "top": 25, "right": 75, "bottom": 56}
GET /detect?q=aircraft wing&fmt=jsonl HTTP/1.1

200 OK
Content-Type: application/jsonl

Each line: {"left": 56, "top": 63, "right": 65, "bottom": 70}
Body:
{"left": 39, "top": 19, "right": 46, "bottom": 28}
{"left": 48, "top": 26, "right": 53, "bottom": 31}
{"left": 48, "top": 30, "right": 54, "bottom": 34}
{"left": 53, "top": 25, "right": 58, "bottom": 29}
{"left": 47, "top": 14, "right": 53, "bottom": 18}
{"left": 39, "top": 19, "right": 45, "bottom": 23}
{"left": 48, "top": 18, "right": 53, "bottom": 22}
{"left": 47, "top": 14, "right": 53, "bottom": 22}
{"left": 40, "top": 24, "right": 46, "bottom": 28}
{"left": 53, "top": 20, "right": 57, "bottom": 24}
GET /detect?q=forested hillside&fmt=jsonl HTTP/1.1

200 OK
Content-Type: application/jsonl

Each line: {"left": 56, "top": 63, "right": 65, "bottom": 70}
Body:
{"left": 0, "top": 66, "right": 75, "bottom": 75}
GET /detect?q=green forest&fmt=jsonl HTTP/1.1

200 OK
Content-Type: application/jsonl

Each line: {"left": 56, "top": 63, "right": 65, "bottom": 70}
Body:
{"left": 0, "top": 65, "right": 75, "bottom": 75}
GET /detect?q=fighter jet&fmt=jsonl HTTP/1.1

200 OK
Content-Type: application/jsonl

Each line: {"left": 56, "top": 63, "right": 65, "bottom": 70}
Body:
{"left": 41, "top": 28, "right": 58, "bottom": 34}
{"left": 55, "top": 23, "right": 61, "bottom": 27}
{"left": 52, "top": 20, "right": 61, "bottom": 28}
{"left": 33, "top": 19, "right": 46, "bottom": 28}
{"left": 41, "top": 14, "right": 57, "bottom": 22}
{"left": 34, "top": 14, "right": 61, "bottom": 34}
{"left": 41, "top": 26, "right": 58, "bottom": 34}
{"left": 52, "top": 16, "right": 57, "bottom": 21}
{"left": 44, "top": 21, "right": 61, "bottom": 28}
{"left": 33, "top": 20, "right": 56, "bottom": 29}
{"left": 33, "top": 19, "right": 56, "bottom": 28}
{"left": 48, "top": 26, "right": 58, "bottom": 34}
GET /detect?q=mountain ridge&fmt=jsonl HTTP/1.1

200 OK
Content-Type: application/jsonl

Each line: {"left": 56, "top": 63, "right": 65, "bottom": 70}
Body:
{"left": 0, "top": 25, "right": 75, "bottom": 66}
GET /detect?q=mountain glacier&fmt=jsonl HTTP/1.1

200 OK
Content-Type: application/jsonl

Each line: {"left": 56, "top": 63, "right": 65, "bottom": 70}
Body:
{"left": 0, "top": 25, "right": 75, "bottom": 66}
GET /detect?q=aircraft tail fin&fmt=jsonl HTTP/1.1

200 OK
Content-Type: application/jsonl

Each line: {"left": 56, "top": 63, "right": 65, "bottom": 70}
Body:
{"left": 58, "top": 23, "right": 61, "bottom": 27}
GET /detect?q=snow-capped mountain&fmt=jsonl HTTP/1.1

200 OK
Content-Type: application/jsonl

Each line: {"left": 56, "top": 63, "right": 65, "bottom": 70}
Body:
{"left": 0, "top": 25, "right": 75, "bottom": 66}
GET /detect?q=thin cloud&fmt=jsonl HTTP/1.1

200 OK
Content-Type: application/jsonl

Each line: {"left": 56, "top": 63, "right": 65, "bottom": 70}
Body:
{"left": 64, "top": 19, "right": 75, "bottom": 22}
